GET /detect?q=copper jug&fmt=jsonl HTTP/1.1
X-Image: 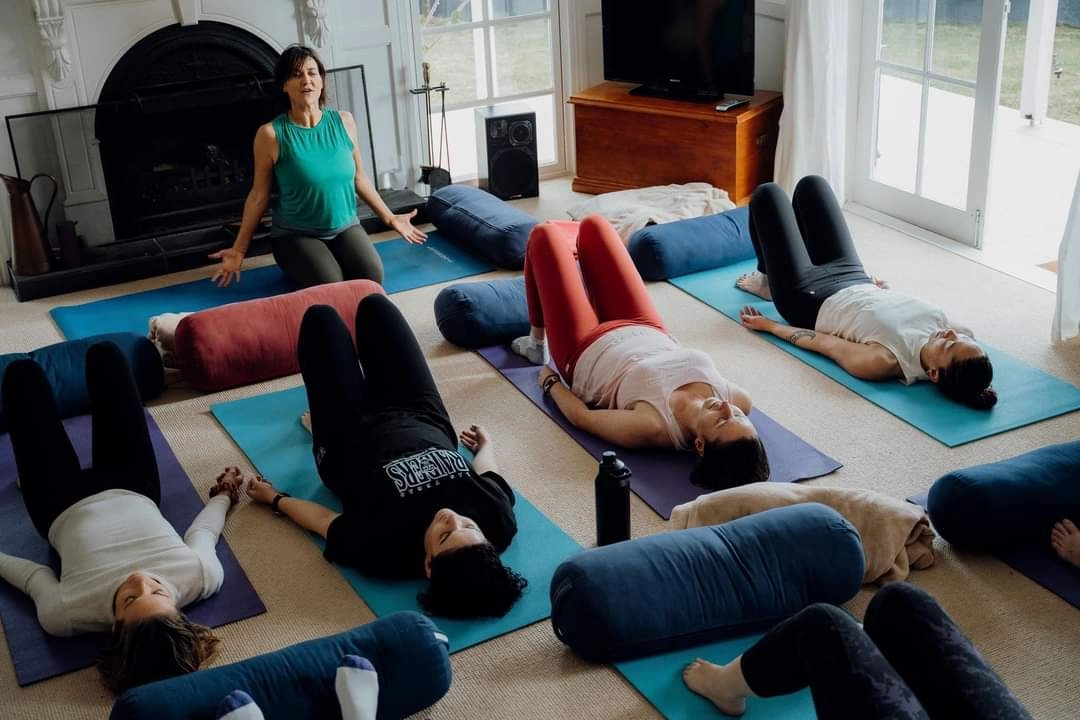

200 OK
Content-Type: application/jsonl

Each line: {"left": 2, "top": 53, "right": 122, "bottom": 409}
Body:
{"left": 2, "top": 173, "right": 57, "bottom": 276}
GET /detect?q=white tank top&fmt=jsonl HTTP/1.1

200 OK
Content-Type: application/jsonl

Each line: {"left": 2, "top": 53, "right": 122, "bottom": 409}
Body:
{"left": 815, "top": 284, "right": 956, "bottom": 384}
{"left": 570, "top": 325, "right": 731, "bottom": 450}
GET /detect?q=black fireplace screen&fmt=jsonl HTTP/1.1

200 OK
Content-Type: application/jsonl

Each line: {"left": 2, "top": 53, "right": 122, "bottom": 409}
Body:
{"left": 5, "top": 45, "right": 375, "bottom": 248}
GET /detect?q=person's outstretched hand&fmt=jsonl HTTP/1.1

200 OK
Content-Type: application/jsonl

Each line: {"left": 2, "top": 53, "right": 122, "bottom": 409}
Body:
{"left": 209, "top": 248, "right": 245, "bottom": 287}
{"left": 389, "top": 209, "right": 428, "bottom": 245}
{"left": 209, "top": 467, "right": 245, "bottom": 507}
{"left": 740, "top": 305, "right": 777, "bottom": 332}
{"left": 245, "top": 475, "right": 278, "bottom": 505}
{"left": 459, "top": 424, "right": 491, "bottom": 453}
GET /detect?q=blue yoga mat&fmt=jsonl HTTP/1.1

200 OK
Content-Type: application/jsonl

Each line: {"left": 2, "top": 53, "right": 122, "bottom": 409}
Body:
{"left": 616, "top": 633, "right": 816, "bottom": 719}
{"left": 908, "top": 491, "right": 1080, "bottom": 609}
{"left": 210, "top": 386, "right": 582, "bottom": 653}
{"left": 477, "top": 344, "right": 841, "bottom": 520}
{"left": 50, "top": 232, "right": 494, "bottom": 340}
{"left": 670, "top": 259, "right": 1080, "bottom": 447}
{"left": 0, "top": 413, "right": 266, "bottom": 686}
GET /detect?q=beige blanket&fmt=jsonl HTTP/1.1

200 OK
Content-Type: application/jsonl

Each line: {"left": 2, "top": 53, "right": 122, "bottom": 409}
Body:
{"left": 669, "top": 483, "right": 935, "bottom": 583}
{"left": 566, "top": 182, "right": 736, "bottom": 242}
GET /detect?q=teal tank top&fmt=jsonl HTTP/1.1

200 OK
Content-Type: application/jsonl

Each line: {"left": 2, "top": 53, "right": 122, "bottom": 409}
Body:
{"left": 271, "top": 108, "right": 358, "bottom": 235}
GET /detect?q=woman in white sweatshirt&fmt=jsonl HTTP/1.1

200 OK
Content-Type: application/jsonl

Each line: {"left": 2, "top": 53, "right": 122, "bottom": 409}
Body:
{"left": 0, "top": 341, "right": 241, "bottom": 693}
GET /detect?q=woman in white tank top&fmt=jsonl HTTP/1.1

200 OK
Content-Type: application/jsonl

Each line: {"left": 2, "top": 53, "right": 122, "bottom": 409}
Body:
{"left": 736, "top": 176, "right": 996, "bottom": 410}
{"left": 511, "top": 215, "right": 769, "bottom": 491}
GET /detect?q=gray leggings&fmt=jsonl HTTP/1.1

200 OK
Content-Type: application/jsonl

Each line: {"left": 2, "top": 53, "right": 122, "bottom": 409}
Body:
{"left": 272, "top": 224, "right": 384, "bottom": 288}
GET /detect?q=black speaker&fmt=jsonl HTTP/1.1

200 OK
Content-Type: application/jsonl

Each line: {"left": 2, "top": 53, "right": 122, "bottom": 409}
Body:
{"left": 476, "top": 103, "right": 539, "bottom": 200}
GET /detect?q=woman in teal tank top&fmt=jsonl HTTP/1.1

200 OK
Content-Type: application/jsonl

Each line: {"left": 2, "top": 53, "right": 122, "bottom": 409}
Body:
{"left": 210, "top": 46, "right": 427, "bottom": 289}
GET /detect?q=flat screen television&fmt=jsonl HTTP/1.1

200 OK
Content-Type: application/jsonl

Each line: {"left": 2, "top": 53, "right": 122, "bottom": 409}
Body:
{"left": 601, "top": 0, "right": 755, "bottom": 101}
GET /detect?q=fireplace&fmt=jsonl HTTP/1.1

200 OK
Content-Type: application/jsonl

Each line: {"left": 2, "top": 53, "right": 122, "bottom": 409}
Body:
{"left": 5, "top": 15, "right": 424, "bottom": 301}
{"left": 95, "top": 21, "right": 279, "bottom": 242}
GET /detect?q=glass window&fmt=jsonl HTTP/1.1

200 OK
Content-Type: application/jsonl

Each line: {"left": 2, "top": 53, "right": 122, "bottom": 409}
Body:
{"left": 489, "top": 0, "right": 549, "bottom": 20}
{"left": 415, "top": 0, "right": 562, "bottom": 178}
{"left": 491, "top": 19, "right": 553, "bottom": 96}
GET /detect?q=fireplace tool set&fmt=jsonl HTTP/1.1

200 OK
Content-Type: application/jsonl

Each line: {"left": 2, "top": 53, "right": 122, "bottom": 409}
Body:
{"left": 410, "top": 62, "right": 452, "bottom": 193}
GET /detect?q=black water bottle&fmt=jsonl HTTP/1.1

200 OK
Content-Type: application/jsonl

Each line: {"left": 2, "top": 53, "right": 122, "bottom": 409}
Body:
{"left": 595, "top": 451, "right": 631, "bottom": 546}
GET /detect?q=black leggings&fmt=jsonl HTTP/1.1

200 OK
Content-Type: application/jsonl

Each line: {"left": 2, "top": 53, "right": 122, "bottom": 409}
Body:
{"left": 296, "top": 294, "right": 455, "bottom": 497}
{"left": 749, "top": 175, "right": 873, "bottom": 329}
{"left": 272, "top": 224, "right": 383, "bottom": 289}
{"left": 741, "top": 583, "right": 1031, "bottom": 720}
{"left": 0, "top": 342, "right": 159, "bottom": 539}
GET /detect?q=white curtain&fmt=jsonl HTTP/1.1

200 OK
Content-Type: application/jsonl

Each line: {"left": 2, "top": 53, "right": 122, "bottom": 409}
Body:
{"left": 773, "top": 0, "right": 848, "bottom": 199}
{"left": 1052, "top": 172, "right": 1080, "bottom": 342}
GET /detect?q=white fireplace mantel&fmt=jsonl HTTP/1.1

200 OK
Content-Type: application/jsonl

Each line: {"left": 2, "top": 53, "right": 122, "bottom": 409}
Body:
{"left": 30, "top": 0, "right": 331, "bottom": 110}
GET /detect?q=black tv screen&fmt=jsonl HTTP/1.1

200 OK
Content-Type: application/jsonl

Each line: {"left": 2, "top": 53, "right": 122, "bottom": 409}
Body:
{"left": 602, "top": 0, "right": 755, "bottom": 100}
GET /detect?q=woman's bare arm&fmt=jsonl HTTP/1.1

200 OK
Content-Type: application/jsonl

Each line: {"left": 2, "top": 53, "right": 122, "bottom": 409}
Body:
{"left": 340, "top": 111, "right": 427, "bottom": 244}
{"left": 740, "top": 306, "right": 900, "bottom": 381}
{"left": 210, "top": 125, "right": 275, "bottom": 286}
{"left": 246, "top": 476, "right": 340, "bottom": 538}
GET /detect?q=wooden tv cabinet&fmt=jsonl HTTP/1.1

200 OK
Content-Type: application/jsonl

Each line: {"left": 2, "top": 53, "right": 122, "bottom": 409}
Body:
{"left": 568, "top": 83, "right": 783, "bottom": 205}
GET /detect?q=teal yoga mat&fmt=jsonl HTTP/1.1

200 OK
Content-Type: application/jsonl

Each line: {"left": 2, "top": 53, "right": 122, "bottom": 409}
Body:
{"left": 50, "top": 232, "right": 494, "bottom": 340}
{"left": 670, "top": 259, "right": 1080, "bottom": 447}
{"left": 210, "top": 386, "right": 582, "bottom": 653}
{"left": 616, "top": 632, "right": 816, "bottom": 719}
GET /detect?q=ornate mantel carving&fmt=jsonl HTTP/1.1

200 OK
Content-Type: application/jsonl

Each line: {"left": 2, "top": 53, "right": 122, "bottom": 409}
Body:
{"left": 302, "top": 0, "right": 330, "bottom": 47}
{"left": 32, "top": 0, "right": 72, "bottom": 82}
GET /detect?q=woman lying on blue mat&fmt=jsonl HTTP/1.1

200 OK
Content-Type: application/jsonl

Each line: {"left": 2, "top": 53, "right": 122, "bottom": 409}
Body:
{"left": 0, "top": 342, "right": 242, "bottom": 692}
{"left": 209, "top": 45, "right": 426, "bottom": 290}
{"left": 246, "top": 294, "right": 526, "bottom": 619}
{"left": 683, "top": 582, "right": 1030, "bottom": 719}
{"left": 737, "top": 175, "right": 997, "bottom": 410}
{"left": 511, "top": 215, "right": 769, "bottom": 491}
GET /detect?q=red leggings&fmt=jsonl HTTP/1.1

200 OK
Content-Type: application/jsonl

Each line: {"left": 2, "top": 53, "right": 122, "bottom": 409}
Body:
{"left": 524, "top": 214, "right": 665, "bottom": 381}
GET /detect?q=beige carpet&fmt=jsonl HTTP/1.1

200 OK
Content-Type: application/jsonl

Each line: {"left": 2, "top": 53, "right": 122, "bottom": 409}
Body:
{"left": 1, "top": 177, "right": 1078, "bottom": 719}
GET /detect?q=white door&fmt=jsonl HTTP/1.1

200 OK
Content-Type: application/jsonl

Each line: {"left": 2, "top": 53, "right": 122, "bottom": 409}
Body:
{"left": 853, "top": 0, "right": 1009, "bottom": 247}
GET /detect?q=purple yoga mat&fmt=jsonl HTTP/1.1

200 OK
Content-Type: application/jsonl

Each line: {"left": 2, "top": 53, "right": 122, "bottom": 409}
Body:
{"left": 0, "top": 413, "right": 266, "bottom": 686}
{"left": 478, "top": 344, "right": 842, "bottom": 520}
{"left": 908, "top": 491, "right": 1080, "bottom": 609}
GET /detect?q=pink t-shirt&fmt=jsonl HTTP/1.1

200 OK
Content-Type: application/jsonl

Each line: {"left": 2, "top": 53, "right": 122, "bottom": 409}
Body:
{"left": 570, "top": 325, "right": 731, "bottom": 450}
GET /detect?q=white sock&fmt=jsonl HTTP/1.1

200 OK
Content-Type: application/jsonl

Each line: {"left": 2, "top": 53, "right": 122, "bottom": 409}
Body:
{"left": 336, "top": 655, "right": 379, "bottom": 720}
{"left": 511, "top": 335, "right": 548, "bottom": 365}
{"left": 215, "top": 690, "right": 265, "bottom": 720}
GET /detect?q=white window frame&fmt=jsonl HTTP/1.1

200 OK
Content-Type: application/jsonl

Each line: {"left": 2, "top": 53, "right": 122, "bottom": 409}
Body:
{"left": 408, "top": 0, "right": 569, "bottom": 181}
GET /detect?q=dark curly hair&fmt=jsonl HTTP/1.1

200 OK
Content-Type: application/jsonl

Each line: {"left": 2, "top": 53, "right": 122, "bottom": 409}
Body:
{"left": 936, "top": 354, "right": 997, "bottom": 410}
{"left": 274, "top": 45, "right": 327, "bottom": 111}
{"left": 689, "top": 436, "right": 770, "bottom": 491}
{"left": 417, "top": 542, "right": 527, "bottom": 619}
{"left": 98, "top": 613, "right": 220, "bottom": 694}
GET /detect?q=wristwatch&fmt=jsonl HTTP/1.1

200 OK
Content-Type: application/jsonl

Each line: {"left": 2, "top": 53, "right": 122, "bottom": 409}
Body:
{"left": 542, "top": 374, "right": 561, "bottom": 396}
{"left": 271, "top": 492, "right": 292, "bottom": 516}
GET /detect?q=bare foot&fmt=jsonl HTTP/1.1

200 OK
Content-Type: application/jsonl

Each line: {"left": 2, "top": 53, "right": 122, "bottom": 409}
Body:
{"left": 1051, "top": 519, "right": 1080, "bottom": 568}
{"left": 683, "top": 658, "right": 748, "bottom": 716}
{"left": 300, "top": 410, "right": 312, "bottom": 434}
{"left": 872, "top": 276, "right": 891, "bottom": 290}
{"left": 735, "top": 271, "right": 771, "bottom": 300}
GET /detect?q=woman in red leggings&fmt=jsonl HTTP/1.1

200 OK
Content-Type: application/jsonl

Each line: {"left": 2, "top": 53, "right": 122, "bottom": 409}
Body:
{"left": 512, "top": 215, "right": 769, "bottom": 490}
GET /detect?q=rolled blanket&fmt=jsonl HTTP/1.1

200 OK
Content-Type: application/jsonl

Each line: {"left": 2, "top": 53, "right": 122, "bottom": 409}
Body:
{"left": 566, "top": 182, "right": 736, "bottom": 242}
{"left": 670, "top": 483, "right": 935, "bottom": 583}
